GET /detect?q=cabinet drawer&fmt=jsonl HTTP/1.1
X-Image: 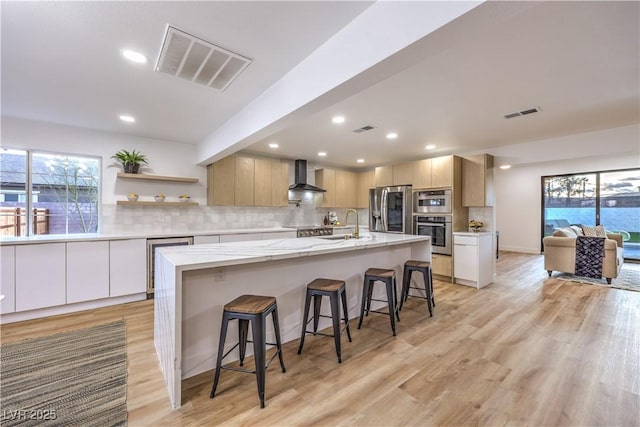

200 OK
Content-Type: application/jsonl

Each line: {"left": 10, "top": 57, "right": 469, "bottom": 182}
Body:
{"left": 454, "top": 235, "right": 478, "bottom": 245}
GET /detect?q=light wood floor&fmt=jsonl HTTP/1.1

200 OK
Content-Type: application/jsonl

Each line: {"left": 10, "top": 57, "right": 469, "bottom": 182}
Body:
{"left": 2, "top": 252, "right": 639, "bottom": 426}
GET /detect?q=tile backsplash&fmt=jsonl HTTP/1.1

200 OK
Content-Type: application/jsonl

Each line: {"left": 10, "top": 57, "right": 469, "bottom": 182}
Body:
{"left": 102, "top": 204, "right": 370, "bottom": 234}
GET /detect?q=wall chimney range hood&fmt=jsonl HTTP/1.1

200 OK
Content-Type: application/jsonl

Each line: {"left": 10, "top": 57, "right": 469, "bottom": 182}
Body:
{"left": 289, "top": 159, "right": 326, "bottom": 192}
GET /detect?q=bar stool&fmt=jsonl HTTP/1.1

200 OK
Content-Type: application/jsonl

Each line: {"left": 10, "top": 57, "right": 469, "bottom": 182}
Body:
{"left": 210, "top": 294, "right": 286, "bottom": 409}
{"left": 357, "top": 268, "right": 400, "bottom": 336}
{"left": 297, "top": 278, "right": 352, "bottom": 363}
{"left": 399, "top": 260, "right": 433, "bottom": 317}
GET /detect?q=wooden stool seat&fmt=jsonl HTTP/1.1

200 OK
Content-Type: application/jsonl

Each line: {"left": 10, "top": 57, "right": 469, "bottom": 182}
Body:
{"left": 224, "top": 295, "right": 276, "bottom": 314}
{"left": 358, "top": 268, "right": 400, "bottom": 336}
{"left": 307, "top": 278, "right": 345, "bottom": 292}
{"left": 399, "top": 260, "right": 434, "bottom": 317}
{"left": 298, "top": 278, "right": 351, "bottom": 363}
{"left": 364, "top": 268, "right": 395, "bottom": 278}
{"left": 405, "top": 260, "right": 431, "bottom": 269}
{"left": 211, "top": 294, "right": 285, "bottom": 409}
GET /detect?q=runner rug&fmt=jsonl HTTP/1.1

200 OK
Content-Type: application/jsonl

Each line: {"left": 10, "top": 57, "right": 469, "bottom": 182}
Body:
{"left": 555, "top": 263, "right": 640, "bottom": 292}
{"left": 0, "top": 320, "right": 127, "bottom": 427}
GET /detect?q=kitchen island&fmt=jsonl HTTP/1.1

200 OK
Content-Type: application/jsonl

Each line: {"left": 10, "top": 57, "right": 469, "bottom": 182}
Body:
{"left": 154, "top": 232, "right": 431, "bottom": 409}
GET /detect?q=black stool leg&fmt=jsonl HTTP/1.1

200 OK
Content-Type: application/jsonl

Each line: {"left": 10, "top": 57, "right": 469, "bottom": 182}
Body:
{"left": 358, "top": 277, "right": 370, "bottom": 329}
{"left": 210, "top": 311, "right": 230, "bottom": 398}
{"left": 329, "top": 293, "right": 343, "bottom": 363}
{"left": 272, "top": 306, "right": 286, "bottom": 373}
{"left": 423, "top": 268, "right": 433, "bottom": 317}
{"left": 393, "top": 276, "right": 400, "bottom": 321}
{"left": 429, "top": 268, "right": 435, "bottom": 307}
{"left": 340, "top": 289, "right": 352, "bottom": 342}
{"left": 399, "top": 267, "right": 410, "bottom": 311}
{"left": 385, "top": 278, "right": 397, "bottom": 336}
{"left": 238, "top": 318, "right": 249, "bottom": 366}
{"left": 365, "top": 279, "right": 374, "bottom": 316}
{"left": 251, "top": 314, "right": 266, "bottom": 409}
{"left": 297, "top": 291, "right": 312, "bottom": 355}
{"left": 313, "top": 294, "right": 322, "bottom": 334}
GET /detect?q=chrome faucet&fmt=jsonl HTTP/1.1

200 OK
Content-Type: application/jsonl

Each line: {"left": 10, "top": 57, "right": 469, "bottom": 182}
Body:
{"left": 345, "top": 208, "right": 360, "bottom": 239}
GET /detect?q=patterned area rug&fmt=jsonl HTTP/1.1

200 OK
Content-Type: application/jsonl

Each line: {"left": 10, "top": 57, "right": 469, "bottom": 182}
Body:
{"left": 0, "top": 321, "right": 128, "bottom": 427}
{"left": 555, "top": 263, "right": 640, "bottom": 292}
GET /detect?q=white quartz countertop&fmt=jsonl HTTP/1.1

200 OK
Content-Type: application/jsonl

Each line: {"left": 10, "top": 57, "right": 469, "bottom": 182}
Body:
{"left": 158, "top": 232, "right": 430, "bottom": 271}
{"left": 0, "top": 227, "right": 296, "bottom": 245}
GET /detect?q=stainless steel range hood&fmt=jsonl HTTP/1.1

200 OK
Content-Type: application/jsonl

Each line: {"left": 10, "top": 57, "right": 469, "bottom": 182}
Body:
{"left": 289, "top": 159, "right": 326, "bottom": 192}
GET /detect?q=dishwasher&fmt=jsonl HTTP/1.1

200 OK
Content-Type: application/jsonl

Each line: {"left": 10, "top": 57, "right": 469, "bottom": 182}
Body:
{"left": 146, "top": 236, "right": 193, "bottom": 296}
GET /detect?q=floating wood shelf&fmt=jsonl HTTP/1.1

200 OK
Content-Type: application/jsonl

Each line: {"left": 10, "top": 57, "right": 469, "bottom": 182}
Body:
{"left": 117, "top": 173, "right": 199, "bottom": 183}
{"left": 117, "top": 200, "right": 199, "bottom": 207}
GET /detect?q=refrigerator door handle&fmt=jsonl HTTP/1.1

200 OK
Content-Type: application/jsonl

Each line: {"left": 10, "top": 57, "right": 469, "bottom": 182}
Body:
{"left": 381, "top": 188, "right": 388, "bottom": 231}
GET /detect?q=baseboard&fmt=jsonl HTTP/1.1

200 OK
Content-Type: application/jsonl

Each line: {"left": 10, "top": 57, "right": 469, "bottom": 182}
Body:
{"left": 500, "top": 246, "right": 541, "bottom": 255}
{"left": 0, "top": 293, "right": 146, "bottom": 324}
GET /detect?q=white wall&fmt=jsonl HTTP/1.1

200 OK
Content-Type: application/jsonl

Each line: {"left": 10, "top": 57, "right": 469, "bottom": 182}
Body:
{"left": 1, "top": 116, "right": 207, "bottom": 205}
{"left": 492, "top": 125, "right": 639, "bottom": 254}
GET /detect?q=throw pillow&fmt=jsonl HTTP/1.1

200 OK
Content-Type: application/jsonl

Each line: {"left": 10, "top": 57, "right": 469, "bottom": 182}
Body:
{"left": 552, "top": 227, "right": 577, "bottom": 237}
{"left": 569, "top": 225, "right": 584, "bottom": 236}
{"left": 582, "top": 224, "right": 607, "bottom": 237}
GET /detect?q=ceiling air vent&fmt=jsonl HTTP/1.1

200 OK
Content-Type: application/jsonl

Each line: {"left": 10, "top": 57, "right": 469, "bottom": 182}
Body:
{"left": 504, "top": 107, "right": 541, "bottom": 119}
{"left": 155, "top": 25, "right": 252, "bottom": 91}
{"left": 353, "top": 125, "right": 376, "bottom": 133}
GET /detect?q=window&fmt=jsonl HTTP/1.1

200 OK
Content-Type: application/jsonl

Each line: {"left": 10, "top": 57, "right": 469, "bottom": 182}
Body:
{"left": 542, "top": 168, "right": 640, "bottom": 261}
{"left": 0, "top": 148, "right": 101, "bottom": 236}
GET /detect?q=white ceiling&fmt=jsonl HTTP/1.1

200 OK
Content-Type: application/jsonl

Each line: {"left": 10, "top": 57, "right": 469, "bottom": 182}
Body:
{"left": 2, "top": 1, "right": 639, "bottom": 169}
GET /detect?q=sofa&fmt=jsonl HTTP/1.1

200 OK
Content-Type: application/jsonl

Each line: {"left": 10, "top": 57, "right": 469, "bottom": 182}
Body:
{"left": 543, "top": 226, "right": 624, "bottom": 283}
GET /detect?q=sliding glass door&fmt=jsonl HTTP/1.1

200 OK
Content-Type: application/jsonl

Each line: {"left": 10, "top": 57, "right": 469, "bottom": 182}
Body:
{"left": 542, "top": 168, "right": 639, "bottom": 261}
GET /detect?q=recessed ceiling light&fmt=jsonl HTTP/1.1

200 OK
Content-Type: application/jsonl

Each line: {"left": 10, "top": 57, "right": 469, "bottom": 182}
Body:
{"left": 119, "top": 115, "right": 135, "bottom": 123}
{"left": 356, "top": 159, "right": 365, "bottom": 163}
{"left": 425, "top": 144, "right": 436, "bottom": 150}
{"left": 121, "top": 49, "right": 147, "bottom": 64}
{"left": 318, "top": 152, "right": 327, "bottom": 157}
{"left": 386, "top": 132, "right": 398, "bottom": 140}
{"left": 332, "top": 116, "right": 345, "bottom": 124}
{"left": 500, "top": 165, "right": 512, "bottom": 170}
{"left": 268, "top": 143, "right": 279, "bottom": 149}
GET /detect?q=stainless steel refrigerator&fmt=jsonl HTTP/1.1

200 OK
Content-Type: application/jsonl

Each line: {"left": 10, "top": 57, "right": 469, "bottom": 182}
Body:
{"left": 369, "top": 185, "right": 412, "bottom": 234}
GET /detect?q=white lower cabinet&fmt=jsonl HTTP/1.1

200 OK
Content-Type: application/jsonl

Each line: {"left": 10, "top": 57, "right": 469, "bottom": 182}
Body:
{"left": 1, "top": 246, "right": 16, "bottom": 313}
{"left": 16, "top": 243, "right": 66, "bottom": 311}
{"left": 193, "top": 235, "right": 221, "bottom": 245}
{"left": 219, "top": 233, "right": 263, "bottom": 243}
{"left": 67, "top": 241, "right": 110, "bottom": 303}
{"left": 110, "top": 239, "right": 146, "bottom": 297}
{"left": 453, "top": 232, "right": 493, "bottom": 289}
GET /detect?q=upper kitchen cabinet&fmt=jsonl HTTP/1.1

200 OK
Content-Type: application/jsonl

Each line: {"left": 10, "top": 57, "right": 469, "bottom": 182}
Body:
{"left": 357, "top": 170, "right": 375, "bottom": 208}
{"left": 374, "top": 165, "right": 393, "bottom": 187}
{"left": 315, "top": 168, "right": 358, "bottom": 208}
{"left": 208, "top": 155, "right": 289, "bottom": 207}
{"left": 462, "top": 154, "right": 494, "bottom": 207}
{"left": 413, "top": 155, "right": 456, "bottom": 189}
{"left": 393, "top": 162, "right": 414, "bottom": 186}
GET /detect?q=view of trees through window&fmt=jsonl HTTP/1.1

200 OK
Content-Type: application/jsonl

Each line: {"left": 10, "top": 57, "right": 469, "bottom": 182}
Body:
{"left": 0, "top": 148, "right": 100, "bottom": 236}
{"left": 542, "top": 168, "right": 640, "bottom": 260}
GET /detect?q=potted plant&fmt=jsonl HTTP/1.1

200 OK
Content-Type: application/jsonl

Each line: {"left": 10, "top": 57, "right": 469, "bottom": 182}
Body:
{"left": 111, "top": 149, "right": 148, "bottom": 174}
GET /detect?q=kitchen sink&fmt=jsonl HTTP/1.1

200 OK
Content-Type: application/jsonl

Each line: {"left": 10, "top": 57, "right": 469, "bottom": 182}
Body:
{"left": 319, "top": 235, "right": 352, "bottom": 240}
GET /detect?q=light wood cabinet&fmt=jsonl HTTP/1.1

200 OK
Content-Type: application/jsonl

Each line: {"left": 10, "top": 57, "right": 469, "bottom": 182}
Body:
{"left": 254, "top": 157, "right": 272, "bottom": 206}
{"left": 315, "top": 168, "right": 336, "bottom": 207}
{"left": 271, "top": 159, "right": 290, "bottom": 207}
{"left": 413, "top": 159, "right": 432, "bottom": 188}
{"left": 335, "top": 170, "right": 358, "bottom": 208}
{"left": 208, "top": 155, "right": 289, "bottom": 207}
{"left": 67, "top": 241, "right": 110, "bottom": 303}
{"left": 316, "top": 168, "right": 358, "bottom": 208}
{"left": 357, "top": 170, "right": 375, "bottom": 208}
{"left": 374, "top": 166, "right": 393, "bottom": 187}
{"left": 431, "top": 155, "right": 453, "bottom": 188}
{"left": 431, "top": 254, "right": 452, "bottom": 279}
{"left": 16, "top": 243, "right": 66, "bottom": 311}
{"left": 110, "top": 239, "right": 147, "bottom": 297}
{"left": 1, "top": 245, "right": 16, "bottom": 314}
{"left": 393, "top": 162, "right": 414, "bottom": 186}
{"left": 235, "top": 156, "right": 255, "bottom": 206}
{"left": 208, "top": 156, "right": 235, "bottom": 205}
{"left": 462, "top": 154, "right": 494, "bottom": 207}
